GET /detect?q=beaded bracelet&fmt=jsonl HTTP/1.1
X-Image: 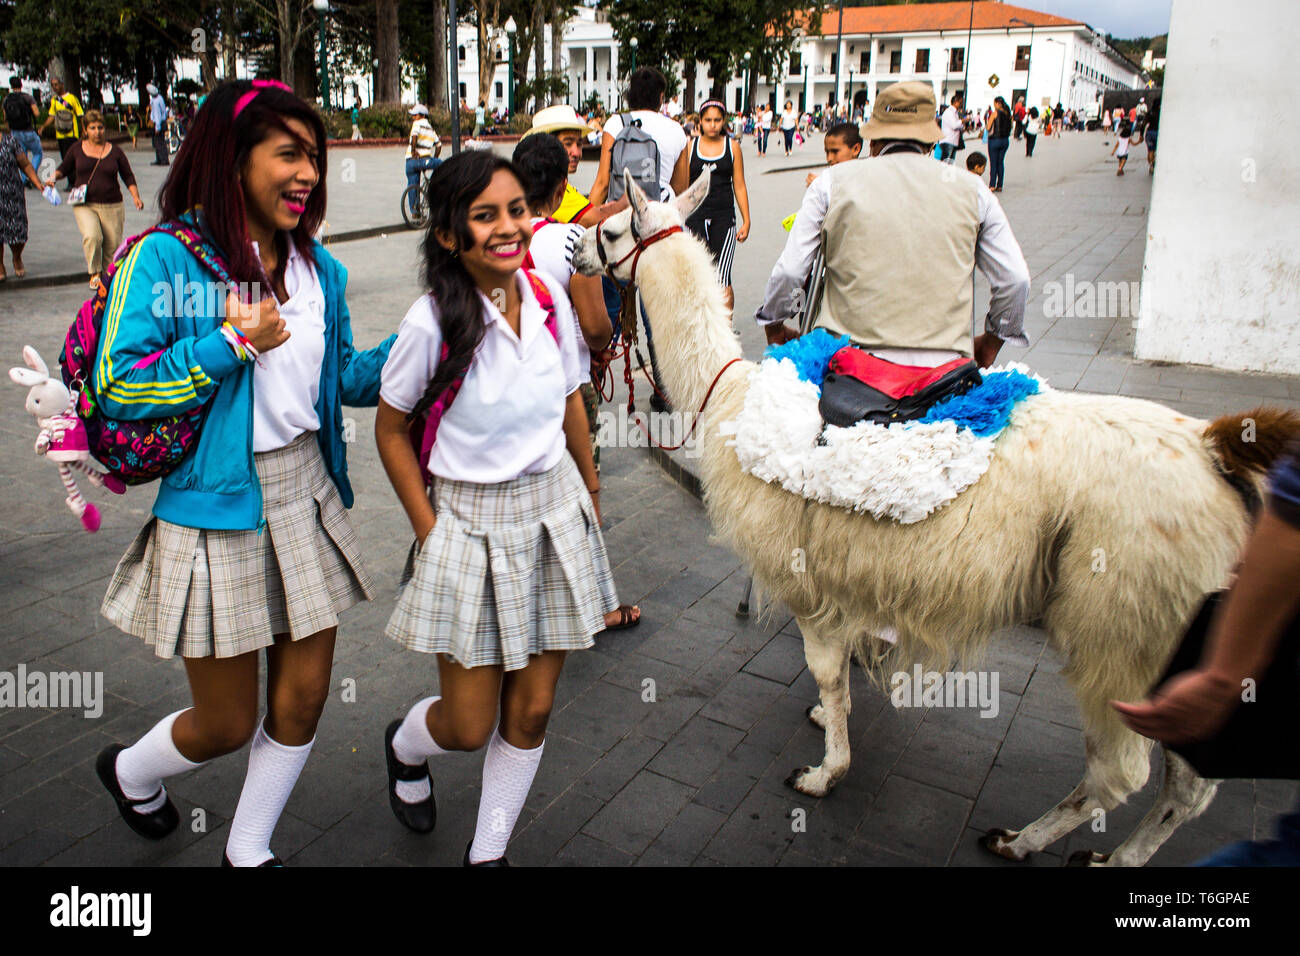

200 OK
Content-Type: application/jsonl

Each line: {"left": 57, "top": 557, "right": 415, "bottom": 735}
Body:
{"left": 220, "top": 321, "right": 262, "bottom": 366}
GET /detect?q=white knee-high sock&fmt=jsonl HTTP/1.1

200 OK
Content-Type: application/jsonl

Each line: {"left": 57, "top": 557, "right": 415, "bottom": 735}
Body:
{"left": 468, "top": 731, "right": 543, "bottom": 864}
{"left": 115, "top": 709, "right": 205, "bottom": 814}
{"left": 224, "top": 720, "right": 313, "bottom": 867}
{"left": 392, "top": 696, "right": 448, "bottom": 804}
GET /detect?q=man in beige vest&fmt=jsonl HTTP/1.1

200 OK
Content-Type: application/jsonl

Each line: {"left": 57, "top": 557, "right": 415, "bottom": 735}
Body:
{"left": 756, "top": 82, "right": 1030, "bottom": 369}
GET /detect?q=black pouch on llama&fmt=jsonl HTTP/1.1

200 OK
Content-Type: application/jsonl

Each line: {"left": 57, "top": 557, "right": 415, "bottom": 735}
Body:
{"left": 819, "top": 348, "right": 983, "bottom": 428}
{"left": 1154, "top": 591, "right": 1300, "bottom": 780}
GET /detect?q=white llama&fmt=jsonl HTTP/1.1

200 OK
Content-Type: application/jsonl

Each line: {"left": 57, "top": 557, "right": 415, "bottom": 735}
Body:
{"left": 572, "top": 170, "right": 1300, "bottom": 866}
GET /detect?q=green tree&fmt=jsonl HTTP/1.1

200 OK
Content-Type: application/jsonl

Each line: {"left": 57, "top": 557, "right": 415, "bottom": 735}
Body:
{"left": 604, "top": 0, "right": 818, "bottom": 107}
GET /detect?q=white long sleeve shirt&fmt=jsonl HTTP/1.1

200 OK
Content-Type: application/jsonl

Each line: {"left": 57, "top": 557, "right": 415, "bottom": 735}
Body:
{"left": 755, "top": 153, "right": 1031, "bottom": 349}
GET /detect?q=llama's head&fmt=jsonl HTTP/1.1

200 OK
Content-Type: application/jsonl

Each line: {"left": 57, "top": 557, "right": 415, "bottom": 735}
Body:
{"left": 573, "top": 168, "right": 712, "bottom": 282}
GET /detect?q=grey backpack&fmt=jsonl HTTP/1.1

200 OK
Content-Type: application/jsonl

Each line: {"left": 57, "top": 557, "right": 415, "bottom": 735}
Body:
{"left": 608, "top": 113, "right": 661, "bottom": 201}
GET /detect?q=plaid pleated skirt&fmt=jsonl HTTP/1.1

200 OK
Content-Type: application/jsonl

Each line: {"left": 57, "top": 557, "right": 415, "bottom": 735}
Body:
{"left": 101, "top": 431, "right": 376, "bottom": 659}
{"left": 386, "top": 455, "right": 619, "bottom": 671}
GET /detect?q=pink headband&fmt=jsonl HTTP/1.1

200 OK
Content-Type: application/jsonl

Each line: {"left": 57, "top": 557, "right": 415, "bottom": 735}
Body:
{"left": 233, "top": 80, "right": 294, "bottom": 119}
{"left": 700, "top": 100, "right": 726, "bottom": 115}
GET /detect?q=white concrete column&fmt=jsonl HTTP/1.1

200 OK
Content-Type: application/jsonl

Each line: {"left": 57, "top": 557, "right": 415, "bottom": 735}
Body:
{"left": 609, "top": 42, "right": 618, "bottom": 107}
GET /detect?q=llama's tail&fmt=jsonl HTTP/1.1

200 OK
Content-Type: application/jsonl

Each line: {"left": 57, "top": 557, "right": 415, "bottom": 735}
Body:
{"left": 1203, "top": 407, "right": 1300, "bottom": 484}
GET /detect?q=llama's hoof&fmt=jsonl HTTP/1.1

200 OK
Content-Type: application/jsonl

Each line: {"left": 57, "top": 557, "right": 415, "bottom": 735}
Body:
{"left": 1066, "top": 849, "right": 1110, "bottom": 867}
{"left": 979, "top": 828, "right": 1030, "bottom": 861}
{"left": 785, "top": 766, "right": 831, "bottom": 797}
{"left": 806, "top": 704, "right": 826, "bottom": 730}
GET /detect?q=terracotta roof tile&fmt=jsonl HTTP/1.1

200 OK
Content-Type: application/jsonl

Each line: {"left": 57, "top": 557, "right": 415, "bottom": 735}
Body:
{"left": 805, "top": 2, "right": 1083, "bottom": 35}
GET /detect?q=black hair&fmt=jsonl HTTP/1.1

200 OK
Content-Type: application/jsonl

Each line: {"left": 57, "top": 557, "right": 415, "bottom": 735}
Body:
{"left": 951, "top": 92, "right": 964, "bottom": 104}
{"left": 966, "top": 151, "right": 987, "bottom": 171}
{"left": 1029, "top": 107, "right": 1039, "bottom": 118}
{"left": 511, "top": 133, "right": 569, "bottom": 213}
{"left": 627, "top": 66, "right": 667, "bottom": 111}
{"left": 8, "top": 77, "right": 21, "bottom": 89}
{"left": 410, "top": 150, "right": 526, "bottom": 424}
{"left": 825, "top": 122, "right": 862, "bottom": 148}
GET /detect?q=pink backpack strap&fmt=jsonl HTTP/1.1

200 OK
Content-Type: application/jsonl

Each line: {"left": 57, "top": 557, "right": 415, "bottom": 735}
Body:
{"left": 524, "top": 268, "right": 559, "bottom": 344}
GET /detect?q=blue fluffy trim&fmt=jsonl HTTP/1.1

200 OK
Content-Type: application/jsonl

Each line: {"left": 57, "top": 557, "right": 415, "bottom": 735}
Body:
{"left": 919, "top": 370, "right": 1040, "bottom": 438}
{"left": 764, "top": 328, "right": 850, "bottom": 389}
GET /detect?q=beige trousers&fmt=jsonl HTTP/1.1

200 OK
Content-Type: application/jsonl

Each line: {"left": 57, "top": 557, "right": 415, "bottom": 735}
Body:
{"left": 73, "top": 202, "right": 126, "bottom": 275}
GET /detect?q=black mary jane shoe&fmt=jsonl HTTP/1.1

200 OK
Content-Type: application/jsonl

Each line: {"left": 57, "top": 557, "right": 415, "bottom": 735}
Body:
{"left": 463, "top": 840, "right": 510, "bottom": 867}
{"left": 96, "top": 744, "right": 180, "bottom": 840}
{"left": 385, "top": 720, "right": 436, "bottom": 833}
{"left": 222, "top": 853, "right": 284, "bottom": 867}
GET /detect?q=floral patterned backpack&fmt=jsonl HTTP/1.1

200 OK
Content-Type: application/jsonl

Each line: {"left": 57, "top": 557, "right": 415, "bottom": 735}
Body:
{"left": 58, "top": 222, "right": 235, "bottom": 485}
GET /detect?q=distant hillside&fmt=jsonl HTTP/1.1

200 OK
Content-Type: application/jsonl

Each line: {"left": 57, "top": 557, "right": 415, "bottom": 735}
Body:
{"left": 1110, "top": 33, "right": 1167, "bottom": 62}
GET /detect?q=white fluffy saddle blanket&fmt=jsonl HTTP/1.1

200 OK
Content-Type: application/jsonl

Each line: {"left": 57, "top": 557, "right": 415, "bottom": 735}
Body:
{"left": 718, "top": 358, "right": 1046, "bottom": 524}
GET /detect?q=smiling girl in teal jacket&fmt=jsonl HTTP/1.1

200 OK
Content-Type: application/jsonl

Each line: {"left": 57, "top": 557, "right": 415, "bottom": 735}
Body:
{"left": 93, "top": 80, "right": 394, "bottom": 868}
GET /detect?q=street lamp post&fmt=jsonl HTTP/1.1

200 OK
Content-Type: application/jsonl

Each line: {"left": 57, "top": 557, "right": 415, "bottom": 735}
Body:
{"left": 313, "top": 0, "right": 329, "bottom": 109}
{"left": 1010, "top": 17, "right": 1034, "bottom": 106}
{"left": 505, "top": 17, "right": 517, "bottom": 117}
{"left": 1045, "top": 38, "right": 1066, "bottom": 109}
{"left": 833, "top": 0, "right": 844, "bottom": 109}
{"left": 630, "top": 36, "right": 638, "bottom": 72}
{"left": 962, "top": 0, "right": 973, "bottom": 101}
{"left": 847, "top": 68, "right": 854, "bottom": 118}
{"left": 743, "top": 50, "right": 751, "bottom": 113}
{"left": 448, "top": 0, "right": 461, "bottom": 153}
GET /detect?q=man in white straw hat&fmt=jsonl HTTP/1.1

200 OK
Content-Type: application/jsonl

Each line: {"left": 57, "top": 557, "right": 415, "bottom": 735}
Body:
{"left": 404, "top": 104, "right": 441, "bottom": 217}
{"left": 523, "top": 104, "right": 627, "bottom": 228}
{"left": 756, "top": 81, "right": 1031, "bottom": 371}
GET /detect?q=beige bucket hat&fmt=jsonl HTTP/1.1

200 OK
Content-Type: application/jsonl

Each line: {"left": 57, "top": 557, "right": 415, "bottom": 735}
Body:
{"left": 859, "top": 81, "right": 943, "bottom": 144}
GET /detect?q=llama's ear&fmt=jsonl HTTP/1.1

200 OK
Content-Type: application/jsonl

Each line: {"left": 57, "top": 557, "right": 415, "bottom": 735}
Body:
{"left": 674, "top": 168, "right": 711, "bottom": 222}
{"left": 624, "top": 169, "right": 650, "bottom": 224}
{"left": 22, "top": 346, "right": 48, "bottom": 377}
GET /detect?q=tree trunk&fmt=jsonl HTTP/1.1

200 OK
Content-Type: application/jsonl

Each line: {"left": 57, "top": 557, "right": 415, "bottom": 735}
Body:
{"left": 474, "top": 0, "right": 499, "bottom": 111}
{"left": 376, "top": 0, "right": 401, "bottom": 103}
{"left": 276, "top": 0, "right": 296, "bottom": 88}
{"left": 222, "top": 3, "right": 238, "bottom": 81}
{"left": 431, "top": 0, "right": 448, "bottom": 110}
{"left": 549, "top": 7, "right": 561, "bottom": 105}
{"left": 532, "top": 2, "right": 545, "bottom": 112}
{"left": 683, "top": 62, "right": 696, "bottom": 112}
{"left": 708, "top": 60, "right": 725, "bottom": 101}
{"left": 133, "top": 47, "right": 150, "bottom": 109}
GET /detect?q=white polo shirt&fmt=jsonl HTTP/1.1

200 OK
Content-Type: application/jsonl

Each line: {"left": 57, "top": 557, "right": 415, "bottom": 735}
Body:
{"left": 526, "top": 216, "right": 590, "bottom": 372}
{"left": 380, "top": 269, "right": 583, "bottom": 484}
{"left": 252, "top": 241, "right": 325, "bottom": 452}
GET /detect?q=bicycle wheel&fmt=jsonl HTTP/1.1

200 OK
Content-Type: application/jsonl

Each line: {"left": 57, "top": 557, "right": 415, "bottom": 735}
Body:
{"left": 401, "top": 184, "right": 428, "bottom": 229}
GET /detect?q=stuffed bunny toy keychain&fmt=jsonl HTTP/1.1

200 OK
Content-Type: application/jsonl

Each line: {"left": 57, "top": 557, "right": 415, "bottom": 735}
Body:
{"left": 9, "top": 346, "right": 125, "bottom": 532}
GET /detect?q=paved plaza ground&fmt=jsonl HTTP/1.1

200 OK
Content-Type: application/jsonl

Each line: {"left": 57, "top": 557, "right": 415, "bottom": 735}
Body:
{"left": 0, "top": 129, "right": 1297, "bottom": 867}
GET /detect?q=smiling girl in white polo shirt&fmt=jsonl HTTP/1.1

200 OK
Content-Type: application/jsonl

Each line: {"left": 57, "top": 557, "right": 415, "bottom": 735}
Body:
{"left": 374, "top": 150, "right": 619, "bottom": 865}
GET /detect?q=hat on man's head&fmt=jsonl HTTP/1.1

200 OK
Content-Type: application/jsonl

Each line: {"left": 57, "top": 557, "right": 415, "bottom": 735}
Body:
{"left": 408, "top": 104, "right": 428, "bottom": 116}
{"left": 524, "top": 104, "right": 591, "bottom": 138}
{"left": 146, "top": 84, "right": 158, "bottom": 95}
{"left": 859, "top": 81, "right": 942, "bottom": 145}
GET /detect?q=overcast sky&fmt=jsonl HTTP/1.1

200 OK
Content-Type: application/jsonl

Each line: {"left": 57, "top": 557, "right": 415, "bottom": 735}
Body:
{"left": 1034, "top": 0, "right": 1172, "bottom": 38}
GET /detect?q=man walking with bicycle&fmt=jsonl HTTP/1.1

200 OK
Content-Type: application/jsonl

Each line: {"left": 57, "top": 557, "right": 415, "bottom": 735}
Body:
{"left": 404, "top": 104, "right": 441, "bottom": 218}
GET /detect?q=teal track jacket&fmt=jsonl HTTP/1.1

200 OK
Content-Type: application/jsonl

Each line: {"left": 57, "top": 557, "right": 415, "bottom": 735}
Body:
{"left": 93, "top": 223, "right": 396, "bottom": 530}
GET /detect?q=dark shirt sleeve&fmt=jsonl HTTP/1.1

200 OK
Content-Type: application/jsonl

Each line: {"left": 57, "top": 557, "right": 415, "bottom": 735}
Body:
{"left": 54, "top": 142, "right": 78, "bottom": 180}
{"left": 1267, "top": 437, "right": 1300, "bottom": 528}
{"left": 115, "top": 147, "right": 137, "bottom": 189}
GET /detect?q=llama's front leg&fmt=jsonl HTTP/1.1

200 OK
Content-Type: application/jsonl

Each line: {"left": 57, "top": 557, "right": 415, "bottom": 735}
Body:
{"left": 1068, "top": 749, "right": 1218, "bottom": 867}
{"left": 982, "top": 725, "right": 1152, "bottom": 862}
{"left": 787, "top": 621, "right": 852, "bottom": 797}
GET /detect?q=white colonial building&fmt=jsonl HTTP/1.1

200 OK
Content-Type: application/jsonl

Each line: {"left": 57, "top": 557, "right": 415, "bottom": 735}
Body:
{"left": 755, "top": 1, "right": 1143, "bottom": 118}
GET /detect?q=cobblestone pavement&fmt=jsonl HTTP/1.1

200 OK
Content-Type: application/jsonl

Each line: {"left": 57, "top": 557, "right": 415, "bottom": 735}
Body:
{"left": 1, "top": 130, "right": 1296, "bottom": 866}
